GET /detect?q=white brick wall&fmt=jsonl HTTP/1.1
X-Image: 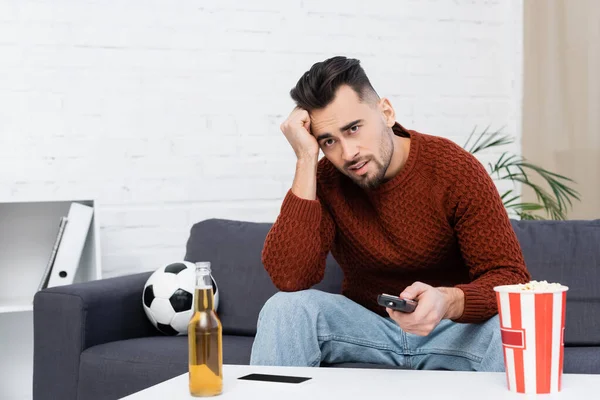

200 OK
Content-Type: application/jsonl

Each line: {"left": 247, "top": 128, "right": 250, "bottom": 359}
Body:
{"left": 0, "top": 0, "right": 523, "bottom": 278}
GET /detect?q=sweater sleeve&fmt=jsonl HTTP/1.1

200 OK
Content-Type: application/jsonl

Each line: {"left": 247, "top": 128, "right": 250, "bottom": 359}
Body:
{"left": 261, "top": 189, "right": 336, "bottom": 292}
{"left": 451, "top": 155, "right": 531, "bottom": 324}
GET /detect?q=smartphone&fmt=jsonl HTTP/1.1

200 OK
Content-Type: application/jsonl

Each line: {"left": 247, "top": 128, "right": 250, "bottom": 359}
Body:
{"left": 377, "top": 293, "right": 417, "bottom": 313}
{"left": 238, "top": 373, "right": 311, "bottom": 384}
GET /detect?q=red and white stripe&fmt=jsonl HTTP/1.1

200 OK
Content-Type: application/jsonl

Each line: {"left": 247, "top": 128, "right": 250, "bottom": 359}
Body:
{"left": 496, "top": 290, "right": 567, "bottom": 394}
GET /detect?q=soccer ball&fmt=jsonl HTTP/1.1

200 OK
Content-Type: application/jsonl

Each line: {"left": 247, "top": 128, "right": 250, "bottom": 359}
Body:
{"left": 142, "top": 261, "right": 219, "bottom": 336}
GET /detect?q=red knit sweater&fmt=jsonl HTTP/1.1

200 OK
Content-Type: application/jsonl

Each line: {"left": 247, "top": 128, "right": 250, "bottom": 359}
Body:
{"left": 262, "top": 123, "right": 531, "bottom": 323}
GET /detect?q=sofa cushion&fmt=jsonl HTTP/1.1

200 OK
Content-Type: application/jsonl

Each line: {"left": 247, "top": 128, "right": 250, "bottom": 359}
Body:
{"left": 563, "top": 347, "right": 600, "bottom": 374}
{"left": 78, "top": 335, "right": 254, "bottom": 400}
{"left": 185, "top": 219, "right": 343, "bottom": 336}
{"left": 511, "top": 219, "right": 600, "bottom": 345}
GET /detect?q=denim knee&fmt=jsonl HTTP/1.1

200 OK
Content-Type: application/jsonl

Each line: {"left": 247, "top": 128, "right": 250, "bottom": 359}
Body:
{"left": 252, "top": 290, "right": 328, "bottom": 366}
{"left": 258, "top": 289, "right": 327, "bottom": 323}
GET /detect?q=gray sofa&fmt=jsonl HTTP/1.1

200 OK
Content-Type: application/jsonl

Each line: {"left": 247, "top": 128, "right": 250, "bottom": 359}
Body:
{"left": 33, "top": 218, "right": 600, "bottom": 400}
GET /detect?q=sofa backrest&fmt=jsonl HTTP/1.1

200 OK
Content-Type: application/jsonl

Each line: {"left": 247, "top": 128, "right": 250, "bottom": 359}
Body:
{"left": 186, "top": 218, "right": 600, "bottom": 345}
{"left": 510, "top": 219, "right": 600, "bottom": 346}
{"left": 184, "top": 219, "right": 343, "bottom": 336}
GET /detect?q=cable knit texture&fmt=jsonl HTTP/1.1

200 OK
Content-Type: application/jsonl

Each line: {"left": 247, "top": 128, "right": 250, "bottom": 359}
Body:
{"left": 262, "top": 123, "right": 531, "bottom": 323}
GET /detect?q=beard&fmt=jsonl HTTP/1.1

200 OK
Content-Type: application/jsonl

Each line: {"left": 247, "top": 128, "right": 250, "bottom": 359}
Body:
{"left": 346, "top": 126, "right": 394, "bottom": 190}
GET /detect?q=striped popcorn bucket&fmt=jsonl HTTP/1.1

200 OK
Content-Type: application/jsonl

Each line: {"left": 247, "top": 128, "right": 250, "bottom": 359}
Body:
{"left": 494, "top": 284, "right": 568, "bottom": 394}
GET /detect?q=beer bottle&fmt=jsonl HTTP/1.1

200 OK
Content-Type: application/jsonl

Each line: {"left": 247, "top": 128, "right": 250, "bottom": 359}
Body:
{"left": 188, "top": 262, "right": 223, "bottom": 396}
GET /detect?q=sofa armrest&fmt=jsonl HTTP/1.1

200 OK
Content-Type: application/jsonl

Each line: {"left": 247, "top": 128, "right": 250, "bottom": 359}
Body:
{"left": 33, "top": 272, "right": 155, "bottom": 400}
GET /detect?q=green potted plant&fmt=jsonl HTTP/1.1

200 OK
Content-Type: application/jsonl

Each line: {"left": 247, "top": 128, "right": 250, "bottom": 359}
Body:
{"left": 464, "top": 128, "right": 581, "bottom": 220}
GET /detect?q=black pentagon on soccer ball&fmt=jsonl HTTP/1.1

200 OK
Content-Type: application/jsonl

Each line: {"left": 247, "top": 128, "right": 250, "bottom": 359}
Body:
{"left": 170, "top": 288, "right": 193, "bottom": 312}
{"left": 164, "top": 262, "right": 188, "bottom": 275}
{"left": 156, "top": 323, "right": 178, "bottom": 336}
{"left": 143, "top": 285, "right": 155, "bottom": 308}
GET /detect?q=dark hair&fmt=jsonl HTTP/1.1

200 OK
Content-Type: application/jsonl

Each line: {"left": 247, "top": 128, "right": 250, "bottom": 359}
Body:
{"left": 290, "top": 56, "right": 378, "bottom": 111}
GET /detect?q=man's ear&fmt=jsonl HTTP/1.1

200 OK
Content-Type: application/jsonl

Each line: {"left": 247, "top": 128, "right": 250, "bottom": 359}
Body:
{"left": 379, "top": 97, "right": 396, "bottom": 128}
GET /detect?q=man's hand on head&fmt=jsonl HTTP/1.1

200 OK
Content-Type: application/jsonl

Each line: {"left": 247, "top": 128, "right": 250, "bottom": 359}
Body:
{"left": 386, "top": 282, "right": 465, "bottom": 336}
{"left": 280, "top": 107, "right": 320, "bottom": 162}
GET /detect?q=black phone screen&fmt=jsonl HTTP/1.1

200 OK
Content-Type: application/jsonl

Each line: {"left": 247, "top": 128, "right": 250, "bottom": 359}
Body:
{"left": 238, "top": 373, "right": 312, "bottom": 384}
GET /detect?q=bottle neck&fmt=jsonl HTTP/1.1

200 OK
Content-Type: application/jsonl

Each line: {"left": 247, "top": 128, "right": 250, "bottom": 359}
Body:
{"left": 194, "top": 265, "right": 214, "bottom": 312}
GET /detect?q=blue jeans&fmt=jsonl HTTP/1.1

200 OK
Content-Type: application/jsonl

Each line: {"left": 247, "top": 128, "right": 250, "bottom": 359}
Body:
{"left": 250, "top": 289, "right": 504, "bottom": 372}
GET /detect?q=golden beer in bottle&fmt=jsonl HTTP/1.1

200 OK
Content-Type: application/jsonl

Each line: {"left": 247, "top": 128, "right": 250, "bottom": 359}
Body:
{"left": 188, "top": 262, "right": 223, "bottom": 396}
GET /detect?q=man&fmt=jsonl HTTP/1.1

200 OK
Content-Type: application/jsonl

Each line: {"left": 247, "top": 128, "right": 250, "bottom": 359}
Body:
{"left": 250, "top": 56, "right": 530, "bottom": 371}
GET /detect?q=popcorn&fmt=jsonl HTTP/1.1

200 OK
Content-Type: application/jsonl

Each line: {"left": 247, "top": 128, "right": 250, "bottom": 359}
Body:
{"left": 515, "top": 280, "right": 565, "bottom": 291}
{"left": 495, "top": 280, "right": 567, "bottom": 293}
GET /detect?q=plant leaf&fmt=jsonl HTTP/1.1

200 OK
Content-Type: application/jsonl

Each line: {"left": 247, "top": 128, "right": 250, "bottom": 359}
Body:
{"left": 464, "top": 126, "right": 580, "bottom": 220}
{"left": 464, "top": 126, "right": 478, "bottom": 151}
{"left": 468, "top": 129, "right": 513, "bottom": 155}
{"left": 508, "top": 203, "right": 545, "bottom": 211}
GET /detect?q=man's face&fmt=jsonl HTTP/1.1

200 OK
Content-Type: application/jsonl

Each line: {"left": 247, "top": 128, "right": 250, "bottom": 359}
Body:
{"left": 310, "top": 85, "right": 395, "bottom": 189}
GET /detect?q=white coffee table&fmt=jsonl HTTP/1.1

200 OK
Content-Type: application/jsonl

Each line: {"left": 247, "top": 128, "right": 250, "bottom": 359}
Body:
{"left": 120, "top": 365, "right": 600, "bottom": 399}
